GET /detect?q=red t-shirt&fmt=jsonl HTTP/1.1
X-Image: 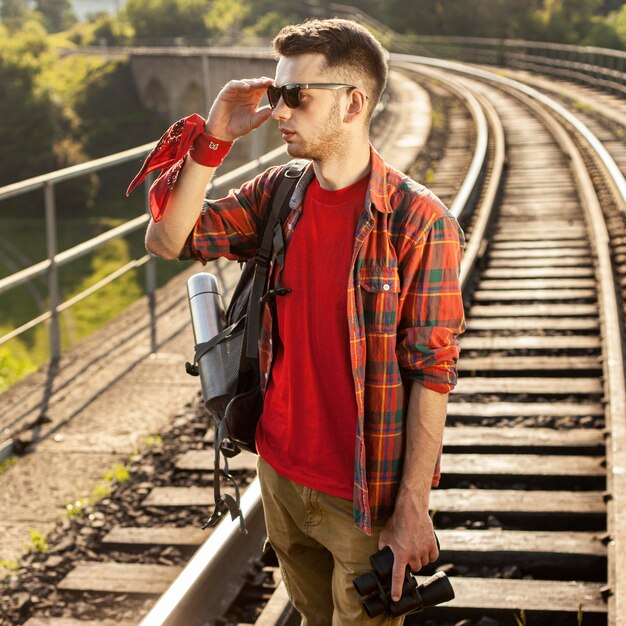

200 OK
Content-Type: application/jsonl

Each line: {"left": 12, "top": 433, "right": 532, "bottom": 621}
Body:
{"left": 256, "top": 172, "right": 369, "bottom": 498}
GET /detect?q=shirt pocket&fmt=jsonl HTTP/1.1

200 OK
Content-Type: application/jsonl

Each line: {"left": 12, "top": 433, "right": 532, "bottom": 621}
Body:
{"left": 359, "top": 266, "right": 401, "bottom": 334}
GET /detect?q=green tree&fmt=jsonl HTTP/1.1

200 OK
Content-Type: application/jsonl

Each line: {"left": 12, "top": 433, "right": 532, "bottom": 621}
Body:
{"left": 124, "top": 0, "right": 211, "bottom": 41}
{"left": 204, "top": 0, "right": 249, "bottom": 39}
{"left": 73, "top": 60, "right": 167, "bottom": 158}
{"left": 583, "top": 16, "right": 624, "bottom": 46}
{"left": 0, "top": 21, "right": 58, "bottom": 185}
{"left": 34, "top": 0, "right": 76, "bottom": 33}
{"left": 533, "top": 0, "right": 603, "bottom": 42}
{"left": 0, "top": 0, "right": 31, "bottom": 30}
{"left": 606, "top": 2, "right": 626, "bottom": 46}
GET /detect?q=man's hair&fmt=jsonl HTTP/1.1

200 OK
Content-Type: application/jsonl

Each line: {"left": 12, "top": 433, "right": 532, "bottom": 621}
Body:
{"left": 272, "top": 18, "right": 388, "bottom": 122}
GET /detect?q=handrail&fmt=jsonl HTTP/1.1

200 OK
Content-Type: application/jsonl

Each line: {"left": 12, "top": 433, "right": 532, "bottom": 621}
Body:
{"left": 411, "top": 36, "right": 626, "bottom": 96}
{"left": 416, "top": 35, "right": 626, "bottom": 60}
{"left": 0, "top": 142, "right": 288, "bottom": 355}
{"left": 0, "top": 143, "right": 154, "bottom": 201}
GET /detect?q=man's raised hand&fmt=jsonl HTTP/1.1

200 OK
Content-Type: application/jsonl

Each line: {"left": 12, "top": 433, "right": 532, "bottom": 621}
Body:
{"left": 205, "top": 77, "right": 274, "bottom": 142}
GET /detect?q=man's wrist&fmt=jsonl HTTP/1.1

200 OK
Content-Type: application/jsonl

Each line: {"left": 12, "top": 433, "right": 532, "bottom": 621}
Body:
{"left": 190, "top": 131, "right": 233, "bottom": 168}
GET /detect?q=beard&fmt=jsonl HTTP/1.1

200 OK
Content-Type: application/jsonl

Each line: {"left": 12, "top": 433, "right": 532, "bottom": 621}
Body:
{"left": 286, "top": 100, "right": 346, "bottom": 162}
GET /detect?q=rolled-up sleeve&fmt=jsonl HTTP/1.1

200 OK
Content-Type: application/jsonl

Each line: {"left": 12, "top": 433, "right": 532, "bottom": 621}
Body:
{"left": 178, "top": 166, "right": 280, "bottom": 264}
{"left": 396, "top": 215, "right": 466, "bottom": 393}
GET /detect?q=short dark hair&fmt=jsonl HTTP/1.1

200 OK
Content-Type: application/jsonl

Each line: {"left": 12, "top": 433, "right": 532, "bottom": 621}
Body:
{"left": 272, "top": 18, "right": 388, "bottom": 122}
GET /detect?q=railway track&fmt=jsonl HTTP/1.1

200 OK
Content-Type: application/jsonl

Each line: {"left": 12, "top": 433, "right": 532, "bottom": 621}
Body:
{"left": 3, "top": 57, "right": 624, "bottom": 626}
{"left": 396, "top": 58, "right": 625, "bottom": 625}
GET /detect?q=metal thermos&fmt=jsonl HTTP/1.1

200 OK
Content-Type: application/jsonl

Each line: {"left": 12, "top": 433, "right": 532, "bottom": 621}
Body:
{"left": 187, "top": 273, "right": 229, "bottom": 411}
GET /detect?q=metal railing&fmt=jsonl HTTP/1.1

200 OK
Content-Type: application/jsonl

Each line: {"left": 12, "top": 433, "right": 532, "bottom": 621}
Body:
{"left": 413, "top": 36, "right": 626, "bottom": 97}
{"left": 0, "top": 141, "right": 288, "bottom": 361}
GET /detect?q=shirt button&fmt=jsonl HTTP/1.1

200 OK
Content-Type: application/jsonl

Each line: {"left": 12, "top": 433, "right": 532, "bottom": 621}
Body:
{"left": 383, "top": 284, "right": 390, "bottom": 291}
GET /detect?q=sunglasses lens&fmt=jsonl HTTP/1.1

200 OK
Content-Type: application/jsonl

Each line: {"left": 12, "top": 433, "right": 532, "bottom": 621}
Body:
{"left": 267, "top": 86, "right": 280, "bottom": 108}
{"left": 267, "top": 85, "right": 302, "bottom": 109}
{"left": 283, "top": 85, "right": 301, "bottom": 108}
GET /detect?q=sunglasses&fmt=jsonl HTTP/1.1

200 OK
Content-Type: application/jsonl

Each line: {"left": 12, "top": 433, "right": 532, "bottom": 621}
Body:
{"left": 267, "top": 83, "right": 358, "bottom": 109}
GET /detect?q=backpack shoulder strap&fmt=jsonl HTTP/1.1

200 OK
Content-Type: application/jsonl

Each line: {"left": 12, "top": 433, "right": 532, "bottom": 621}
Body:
{"left": 245, "top": 159, "right": 309, "bottom": 359}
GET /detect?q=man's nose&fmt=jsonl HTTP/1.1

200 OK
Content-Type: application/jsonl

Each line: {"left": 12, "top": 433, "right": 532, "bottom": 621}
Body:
{"left": 270, "top": 97, "right": 290, "bottom": 120}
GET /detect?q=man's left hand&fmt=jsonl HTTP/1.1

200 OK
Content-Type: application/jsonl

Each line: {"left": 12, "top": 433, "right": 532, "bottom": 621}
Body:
{"left": 377, "top": 499, "right": 439, "bottom": 601}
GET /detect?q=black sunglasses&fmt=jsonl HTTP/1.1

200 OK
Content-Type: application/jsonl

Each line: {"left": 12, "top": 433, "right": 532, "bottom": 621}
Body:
{"left": 267, "top": 83, "right": 359, "bottom": 109}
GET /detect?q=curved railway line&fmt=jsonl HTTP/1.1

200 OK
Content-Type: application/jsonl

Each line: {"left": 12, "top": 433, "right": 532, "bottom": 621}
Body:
{"left": 2, "top": 55, "right": 625, "bottom": 626}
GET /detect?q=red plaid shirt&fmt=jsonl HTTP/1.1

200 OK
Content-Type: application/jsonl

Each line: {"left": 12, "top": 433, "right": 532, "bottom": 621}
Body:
{"left": 180, "top": 146, "right": 465, "bottom": 533}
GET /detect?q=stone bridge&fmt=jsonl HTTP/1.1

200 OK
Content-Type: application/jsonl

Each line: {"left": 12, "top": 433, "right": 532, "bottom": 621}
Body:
{"left": 127, "top": 47, "right": 278, "bottom": 160}
{"left": 128, "top": 47, "right": 277, "bottom": 122}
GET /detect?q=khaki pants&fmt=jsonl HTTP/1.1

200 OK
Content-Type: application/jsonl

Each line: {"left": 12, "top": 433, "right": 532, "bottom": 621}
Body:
{"left": 257, "top": 457, "right": 405, "bottom": 626}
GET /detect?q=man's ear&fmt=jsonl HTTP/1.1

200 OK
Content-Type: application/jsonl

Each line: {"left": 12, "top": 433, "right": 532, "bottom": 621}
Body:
{"left": 343, "top": 90, "right": 368, "bottom": 124}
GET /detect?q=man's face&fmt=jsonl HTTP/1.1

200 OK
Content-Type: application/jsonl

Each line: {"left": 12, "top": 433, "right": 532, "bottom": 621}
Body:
{"left": 271, "top": 53, "right": 349, "bottom": 162}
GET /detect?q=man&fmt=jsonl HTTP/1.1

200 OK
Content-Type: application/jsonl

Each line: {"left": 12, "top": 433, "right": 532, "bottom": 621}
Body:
{"left": 143, "top": 18, "right": 464, "bottom": 626}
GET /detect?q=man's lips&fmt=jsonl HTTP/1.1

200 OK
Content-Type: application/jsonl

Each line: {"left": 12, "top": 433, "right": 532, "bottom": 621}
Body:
{"left": 279, "top": 128, "right": 296, "bottom": 140}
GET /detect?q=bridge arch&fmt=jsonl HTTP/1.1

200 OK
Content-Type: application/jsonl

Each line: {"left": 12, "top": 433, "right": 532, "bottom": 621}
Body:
{"left": 143, "top": 77, "right": 171, "bottom": 118}
{"left": 177, "top": 81, "right": 205, "bottom": 119}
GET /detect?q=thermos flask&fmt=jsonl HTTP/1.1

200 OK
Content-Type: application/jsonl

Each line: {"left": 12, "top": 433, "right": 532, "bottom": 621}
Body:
{"left": 186, "top": 273, "right": 230, "bottom": 412}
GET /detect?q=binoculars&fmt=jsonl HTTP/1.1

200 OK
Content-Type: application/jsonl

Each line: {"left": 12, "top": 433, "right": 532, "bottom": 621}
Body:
{"left": 353, "top": 546, "right": 455, "bottom": 618}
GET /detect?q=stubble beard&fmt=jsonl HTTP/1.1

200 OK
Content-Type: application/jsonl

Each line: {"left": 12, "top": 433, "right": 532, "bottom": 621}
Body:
{"left": 286, "top": 101, "right": 346, "bottom": 163}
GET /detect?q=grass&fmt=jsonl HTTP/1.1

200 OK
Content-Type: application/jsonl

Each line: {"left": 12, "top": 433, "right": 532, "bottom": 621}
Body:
{"left": 0, "top": 208, "right": 188, "bottom": 391}
{"left": 0, "top": 456, "right": 17, "bottom": 476}
{"left": 66, "top": 461, "right": 131, "bottom": 519}
{"left": 573, "top": 99, "right": 593, "bottom": 113}
{"left": 0, "top": 559, "right": 19, "bottom": 572}
{"left": 514, "top": 606, "right": 584, "bottom": 625}
{"left": 27, "top": 529, "right": 48, "bottom": 554}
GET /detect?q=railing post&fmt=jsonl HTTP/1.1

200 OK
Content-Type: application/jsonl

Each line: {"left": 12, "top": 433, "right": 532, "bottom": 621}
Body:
{"left": 202, "top": 54, "right": 212, "bottom": 116}
{"left": 44, "top": 181, "right": 61, "bottom": 360}
{"left": 145, "top": 174, "right": 158, "bottom": 354}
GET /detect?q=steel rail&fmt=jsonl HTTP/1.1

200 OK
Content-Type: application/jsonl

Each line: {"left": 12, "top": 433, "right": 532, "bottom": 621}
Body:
{"left": 395, "top": 52, "right": 626, "bottom": 626}
{"left": 136, "top": 66, "right": 493, "bottom": 626}
{"left": 516, "top": 83, "right": 626, "bottom": 626}
{"left": 139, "top": 480, "right": 266, "bottom": 626}
{"left": 391, "top": 54, "right": 626, "bottom": 209}
{"left": 395, "top": 62, "right": 504, "bottom": 287}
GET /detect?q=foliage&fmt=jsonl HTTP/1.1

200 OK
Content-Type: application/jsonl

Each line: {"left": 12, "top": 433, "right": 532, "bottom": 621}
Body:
{"left": 65, "top": 462, "right": 130, "bottom": 518}
{"left": 346, "top": 0, "right": 625, "bottom": 49}
{"left": 0, "top": 347, "right": 35, "bottom": 393}
{"left": 27, "top": 529, "right": 48, "bottom": 553}
{"left": 0, "top": 21, "right": 58, "bottom": 185}
{"left": 68, "top": 12, "right": 134, "bottom": 46}
{"left": 124, "top": 0, "right": 212, "bottom": 41}
{"left": 65, "top": 237, "right": 143, "bottom": 343}
{"left": 34, "top": 0, "right": 76, "bottom": 33}
{"left": 0, "top": 559, "right": 19, "bottom": 571}
{"left": 0, "top": 0, "right": 35, "bottom": 31}
{"left": 72, "top": 60, "right": 167, "bottom": 158}
{"left": 606, "top": 3, "right": 626, "bottom": 46}
{"left": 0, "top": 456, "right": 18, "bottom": 475}
{"left": 204, "top": 0, "right": 249, "bottom": 39}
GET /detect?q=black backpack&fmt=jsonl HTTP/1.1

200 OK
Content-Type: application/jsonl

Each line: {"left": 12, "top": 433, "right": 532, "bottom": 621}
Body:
{"left": 186, "top": 158, "right": 309, "bottom": 531}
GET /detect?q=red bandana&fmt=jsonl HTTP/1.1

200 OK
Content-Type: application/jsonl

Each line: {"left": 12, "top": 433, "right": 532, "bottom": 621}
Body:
{"left": 126, "top": 114, "right": 207, "bottom": 222}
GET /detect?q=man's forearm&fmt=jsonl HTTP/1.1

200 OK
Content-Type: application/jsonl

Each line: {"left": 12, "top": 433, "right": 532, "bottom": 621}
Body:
{"left": 378, "top": 381, "right": 448, "bottom": 599}
{"left": 145, "top": 158, "right": 217, "bottom": 259}
{"left": 396, "top": 381, "right": 448, "bottom": 510}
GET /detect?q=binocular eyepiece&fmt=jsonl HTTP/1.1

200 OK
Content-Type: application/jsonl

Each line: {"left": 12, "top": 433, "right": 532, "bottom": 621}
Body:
{"left": 353, "top": 546, "right": 454, "bottom": 618}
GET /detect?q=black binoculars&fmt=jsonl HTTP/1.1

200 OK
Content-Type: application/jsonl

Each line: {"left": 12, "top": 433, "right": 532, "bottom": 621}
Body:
{"left": 353, "top": 546, "right": 455, "bottom": 618}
